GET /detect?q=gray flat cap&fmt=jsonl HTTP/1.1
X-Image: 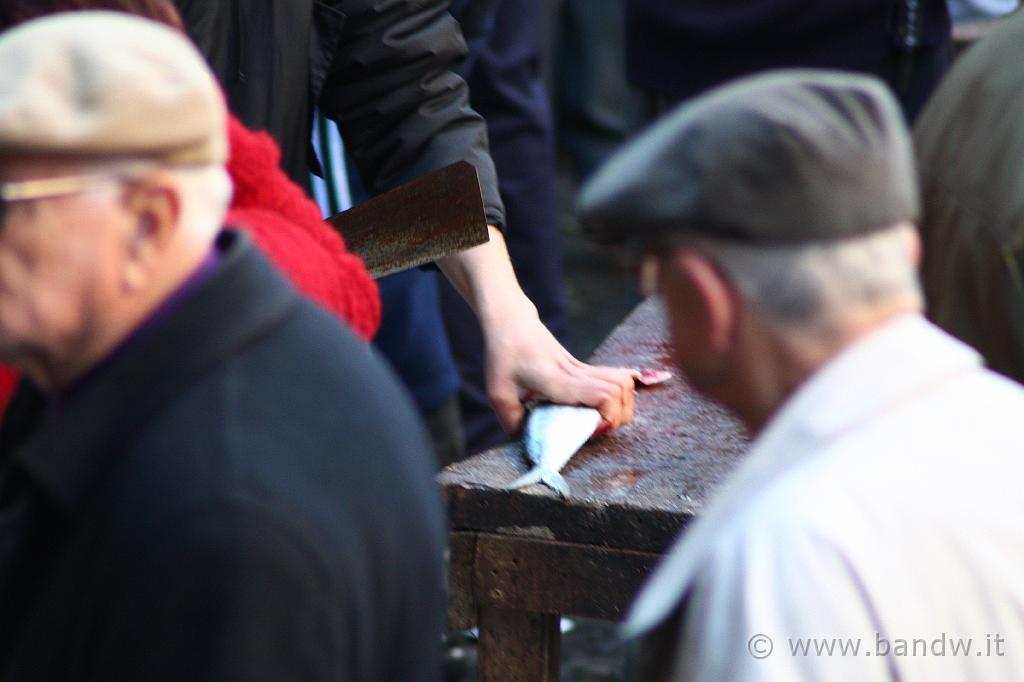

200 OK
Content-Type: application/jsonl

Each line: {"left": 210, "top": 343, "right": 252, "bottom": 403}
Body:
{"left": 578, "top": 70, "right": 919, "bottom": 245}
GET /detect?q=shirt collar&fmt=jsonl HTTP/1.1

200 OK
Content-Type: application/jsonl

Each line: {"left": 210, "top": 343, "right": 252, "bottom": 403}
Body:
{"left": 622, "top": 314, "right": 983, "bottom": 639}
{"left": 764, "top": 314, "right": 982, "bottom": 443}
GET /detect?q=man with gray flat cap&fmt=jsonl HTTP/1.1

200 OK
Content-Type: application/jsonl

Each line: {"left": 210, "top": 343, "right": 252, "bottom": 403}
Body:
{"left": 0, "top": 12, "right": 444, "bottom": 679}
{"left": 580, "top": 70, "right": 1024, "bottom": 681}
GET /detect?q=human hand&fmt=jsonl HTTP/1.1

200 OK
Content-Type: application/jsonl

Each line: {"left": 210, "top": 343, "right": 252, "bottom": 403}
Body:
{"left": 438, "top": 225, "right": 636, "bottom": 434}
{"left": 483, "top": 303, "right": 637, "bottom": 434}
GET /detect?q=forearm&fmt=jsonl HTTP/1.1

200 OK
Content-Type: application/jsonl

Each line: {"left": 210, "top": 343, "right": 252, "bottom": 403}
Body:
{"left": 438, "top": 225, "right": 637, "bottom": 432}
{"left": 437, "top": 225, "right": 535, "bottom": 330}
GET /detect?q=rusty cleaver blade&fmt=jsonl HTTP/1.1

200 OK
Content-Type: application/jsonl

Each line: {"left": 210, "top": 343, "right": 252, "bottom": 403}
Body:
{"left": 325, "top": 161, "right": 490, "bottom": 279}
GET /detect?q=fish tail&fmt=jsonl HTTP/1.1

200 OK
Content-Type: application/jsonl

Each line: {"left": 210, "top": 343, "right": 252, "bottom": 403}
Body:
{"left": 506, "top": 468, "right": 544, "bottom": 490}
{"left": 506, "top": 468, "right": 571, "bottom": 497}
{"left": 540, "top": 471, "right": 571, "bottom": 498}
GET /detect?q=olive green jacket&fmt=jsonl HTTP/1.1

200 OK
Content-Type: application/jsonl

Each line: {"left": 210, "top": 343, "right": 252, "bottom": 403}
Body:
{"left": 913, "top": 11, "right": 1024, "bottom": 383}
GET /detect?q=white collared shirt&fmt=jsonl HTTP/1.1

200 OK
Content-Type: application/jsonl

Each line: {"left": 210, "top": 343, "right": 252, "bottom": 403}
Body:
{"left": 625, "top": 315, "right": 1024, "bottom": 681}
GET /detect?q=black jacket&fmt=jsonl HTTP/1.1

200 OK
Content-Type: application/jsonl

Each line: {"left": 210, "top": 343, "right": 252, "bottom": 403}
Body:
{"left": 626, "top": 0, "right": 951, "bottom": 101}
{"left": 0, "top": 231, "right": 445, "bottom": 680}
{"left": 175, "top": 0, "right": 505, "bottom": 229}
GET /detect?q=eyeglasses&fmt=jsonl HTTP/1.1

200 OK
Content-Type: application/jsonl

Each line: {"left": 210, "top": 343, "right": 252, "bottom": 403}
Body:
{"left": 0, "top": 173, "right": 132, "bottom": 227}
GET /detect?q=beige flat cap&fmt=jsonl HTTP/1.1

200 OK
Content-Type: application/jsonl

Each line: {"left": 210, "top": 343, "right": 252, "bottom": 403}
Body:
{"left": 0, "top": 11, "right": 227, "bottom": 164}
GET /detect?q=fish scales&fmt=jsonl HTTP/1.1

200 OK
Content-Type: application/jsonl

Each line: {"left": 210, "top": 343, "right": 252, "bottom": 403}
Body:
{"left": 505, "top": 368, "right": 674, "bottom": 497}
{"left": 507, "top": 404, "right": 603, "bottom": 498}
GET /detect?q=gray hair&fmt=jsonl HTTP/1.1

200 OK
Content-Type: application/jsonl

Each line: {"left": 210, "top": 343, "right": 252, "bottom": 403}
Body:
{"left": 685, "top": 223, "right": 924, "bottom": 336}
{"left": 78, "top": 158, "right": 233, "bottom": 242}
{"left": 168, "top": 164, "right": 234, "bottom": 241}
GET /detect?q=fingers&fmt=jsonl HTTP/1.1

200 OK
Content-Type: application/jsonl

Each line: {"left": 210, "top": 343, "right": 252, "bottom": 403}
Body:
{"left": 482, "top": 314, "right": 639, "bottom": 434}
{"left": 489, "top": 380, "right": 527, "bottom": 435}
{"left": 570, "top": 364, "right": 638, "bottom": 428}
{"left": 571, "top": 361, "right": 639, "bottom": 388}
{"left": 542, "top": 363, "right": 636, "bottom": 429}
{"left": 622, "top": 372, "right": 636, "bottom": 424}
{"left": 590, "top": 367, "right": 636, "bottom": 428}
{"left": 488, "top": 362, "right": 636, "bottom": 434}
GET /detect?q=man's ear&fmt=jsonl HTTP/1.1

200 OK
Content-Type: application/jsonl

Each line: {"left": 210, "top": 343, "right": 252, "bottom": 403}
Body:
{"left": 121, "top": 178, "right": 181, "bottom": 291}
{"left": 668, "top": 250, "right": 738, "bottom": 355}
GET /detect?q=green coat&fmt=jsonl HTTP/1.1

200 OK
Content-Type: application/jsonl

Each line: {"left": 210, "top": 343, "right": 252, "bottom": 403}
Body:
{"left": 913, "top": 11, "right": 1024, "bottom": 383}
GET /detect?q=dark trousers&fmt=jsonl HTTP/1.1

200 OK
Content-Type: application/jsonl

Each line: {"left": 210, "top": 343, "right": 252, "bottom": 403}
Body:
{"left": 442, "top": 0, "right": 570, "bottom": 454}
{"left": 554, "top": 0, "right": 634, "bottom": 181}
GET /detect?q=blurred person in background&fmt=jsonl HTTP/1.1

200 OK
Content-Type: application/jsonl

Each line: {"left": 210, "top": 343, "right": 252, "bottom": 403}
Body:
{"left": 439, "top": 0, "right": 572, "bottom": 455}
{"left": 309, "top": 127, "right": 468, "bottom": 465}
{"left": 554, "top": 0, "right": 635, "bottom": 182}
{"left": 309, "top": 0, "right": 573, "bottom": 462}
{"left": 913, "top": 10, "right": 1024, "bottom": 383}
{"left": 582, "top": 70, "right": 1024, "bottom": 681}
{"left": 625, "top": 0, "right": 952, "bottom": 122}
{"left": 0, "top": 12, "right": 443, "bottom": 678}
{"left": 172, "top": 0, "right": 637, "bottom": 439}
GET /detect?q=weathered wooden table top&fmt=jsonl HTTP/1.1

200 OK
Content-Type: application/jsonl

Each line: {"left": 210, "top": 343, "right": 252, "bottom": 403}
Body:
{"left": 439, "top": 297, "right": 750, "bottom": 555}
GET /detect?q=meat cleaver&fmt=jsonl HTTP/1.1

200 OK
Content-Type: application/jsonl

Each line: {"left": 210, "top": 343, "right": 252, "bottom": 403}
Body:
{"left": 325, "top": 161, "right": 490, "bottom": 278}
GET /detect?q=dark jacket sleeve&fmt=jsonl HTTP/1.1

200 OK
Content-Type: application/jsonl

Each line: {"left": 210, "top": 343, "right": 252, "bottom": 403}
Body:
{"left": 85, "top": 509, "right": 349, "bottom": 680}
{"left": 317, "top": 0, "right": 506, "bottom": 229}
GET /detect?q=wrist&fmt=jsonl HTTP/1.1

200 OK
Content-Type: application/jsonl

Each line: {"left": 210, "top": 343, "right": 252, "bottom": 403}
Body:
{"left": 477, "top": 290, "right": 539, "bottom": 332}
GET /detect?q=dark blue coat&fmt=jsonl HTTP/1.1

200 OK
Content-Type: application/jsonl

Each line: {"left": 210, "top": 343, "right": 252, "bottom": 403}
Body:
{"left": 626, "top": 1, "right": 951, "bottom": 100}
{"left": 0, "top": 231, "right": 445, "bottom": 680}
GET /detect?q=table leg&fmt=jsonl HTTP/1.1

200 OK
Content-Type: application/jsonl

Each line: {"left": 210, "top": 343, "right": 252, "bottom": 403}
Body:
{"left": 477, "top": 606, "right": 560, "bottom": 682}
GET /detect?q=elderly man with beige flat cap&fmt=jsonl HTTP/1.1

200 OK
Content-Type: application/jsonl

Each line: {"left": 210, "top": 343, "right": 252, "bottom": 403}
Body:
{"left": 580, "top": 71, "right": 1024, "bottom": 681}
{"left": 0, "top": 12, "right": 447, "bottom": 680}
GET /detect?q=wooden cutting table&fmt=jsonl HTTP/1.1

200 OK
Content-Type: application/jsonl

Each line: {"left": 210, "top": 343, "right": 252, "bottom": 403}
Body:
{"left": 438, "top": 298, "right": 750, "bottom": 681}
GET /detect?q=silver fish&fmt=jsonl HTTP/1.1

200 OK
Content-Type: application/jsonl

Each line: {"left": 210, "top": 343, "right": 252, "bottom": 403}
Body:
{"left": 506, "top": 404, "right": 604, "bottom": 498}
{"left": 505, "top": 368, "right": 674, "bottom": 498}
